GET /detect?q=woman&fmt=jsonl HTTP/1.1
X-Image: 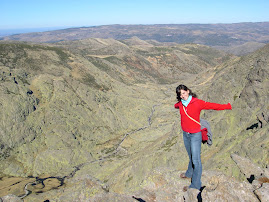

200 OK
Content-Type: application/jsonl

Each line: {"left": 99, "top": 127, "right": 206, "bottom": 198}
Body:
{"left": 174, "top": 84, "right": 232, "bottom": 192}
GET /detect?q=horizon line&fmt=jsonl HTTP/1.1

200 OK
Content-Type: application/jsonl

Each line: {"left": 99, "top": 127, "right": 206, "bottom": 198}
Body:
{"left": 1, "top": 21, "right": 269, "bottom": 31}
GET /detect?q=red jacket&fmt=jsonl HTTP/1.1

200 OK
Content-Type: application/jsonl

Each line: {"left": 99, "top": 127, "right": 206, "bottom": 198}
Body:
{"left": 175, "top": 97, "right": 232, "bottom": 133}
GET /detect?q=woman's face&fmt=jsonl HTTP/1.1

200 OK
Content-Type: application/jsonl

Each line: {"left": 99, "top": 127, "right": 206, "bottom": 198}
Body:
{"left": 180, "top": 89, "right": 190, "bottom": 101}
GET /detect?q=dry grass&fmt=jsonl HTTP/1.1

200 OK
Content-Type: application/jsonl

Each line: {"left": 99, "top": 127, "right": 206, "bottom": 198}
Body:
{"left": 258, "top": 177, "right": 269, "bottom": 184}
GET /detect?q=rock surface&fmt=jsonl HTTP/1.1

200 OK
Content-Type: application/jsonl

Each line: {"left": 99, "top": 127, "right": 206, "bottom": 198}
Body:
{"left": 0, "top": 194, "right": 23, "bottom": 202}
{"left": 254, "top": 183, "right": 269, "bottom": 202}
{"left": 18, "top": 169, "right": 263, "bottom": 201}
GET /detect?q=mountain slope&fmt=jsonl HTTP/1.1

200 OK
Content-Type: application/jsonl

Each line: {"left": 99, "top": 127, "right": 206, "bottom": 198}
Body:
{"left": 53, "top": 38, "right": 235, "bottom": 84}
{"left": 217, "top": 41, "right": 266, "bottom": 56}
{"left": 0, "top": 40, "right": 268, "bottom": 200}
{"left": 189, "top": 44, "right": 269, "bottom": 177}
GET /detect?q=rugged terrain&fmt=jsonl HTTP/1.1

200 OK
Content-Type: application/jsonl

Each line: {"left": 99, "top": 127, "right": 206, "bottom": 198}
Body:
{"left": 0, "top": 38, "right": 268, "bottom": 201}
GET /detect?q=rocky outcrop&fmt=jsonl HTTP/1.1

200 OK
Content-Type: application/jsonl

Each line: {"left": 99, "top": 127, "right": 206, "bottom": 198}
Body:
{"left": 231, "top": 154, "right": 269, "bottom": 202}
{"left": 231, "top": 154, "right": 269, "bottom": 181}
{"left": 0, "top": 66, "right": 38, "bottom": 168}
{"left": 138, "top": 168, "right": 261, "bottom": 202}
{"left": 14, "top": 165, "right": 266, "bottom": 201}
{"left": 0, "top": 194, "right": 23, "bottom": 202}
{"left": 192, "top": 43, "right": 269, "bottom": 183}
{"left": 255, "top": 183, "right": 269, "bottom": 202}
{"left": 200, "top": 171, "right": 259, "bottom": 202}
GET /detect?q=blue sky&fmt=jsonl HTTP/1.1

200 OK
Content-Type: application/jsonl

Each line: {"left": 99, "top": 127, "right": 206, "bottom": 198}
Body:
{"left": 1, "top": 0, "right": 269, "bottom": 30}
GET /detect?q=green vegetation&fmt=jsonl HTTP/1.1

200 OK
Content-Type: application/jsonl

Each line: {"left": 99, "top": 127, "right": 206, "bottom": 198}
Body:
{"left": 178, "top": 45, "right": 226, "bottom": 65}
{"left": 0, "top": 43, "right": 70, "bottom": 70}
{"left": 82, "top": 73, "right": 102, "bottom": 89}
{"left": 17, "top": 75, "right": 30, "bottom": 85}
{"left": 126, "top": 175, "right": 133, "bottom": 183}
{"left": 89, "top": 57, "right": 111, "bottom": 72}
{"left": 153, "top": 47, "right": 173, "bottom": 52}
{"left": 82, "top": 73, "right": 109, "bottom": 91}
{"left": 103, "top": 56, "right": 121, "bottom": 63}
{"left": 160, "top": 136, "right": 177, "bottom": 152}
{"left": 233, "top": 95, "right": 238, "bottom": 101}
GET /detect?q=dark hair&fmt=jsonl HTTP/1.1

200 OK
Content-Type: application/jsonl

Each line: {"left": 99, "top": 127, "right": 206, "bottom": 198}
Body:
{"left": 176, "top": 84, "right": 197, "bottom": 101}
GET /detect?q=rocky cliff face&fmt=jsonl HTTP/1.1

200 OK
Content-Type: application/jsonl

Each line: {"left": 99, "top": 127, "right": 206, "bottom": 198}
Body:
{"left": 191, "top": 44, "right": 269, "bottom": 180}
{"left": 0, "top": 40, "right": 268, "bottom": 201}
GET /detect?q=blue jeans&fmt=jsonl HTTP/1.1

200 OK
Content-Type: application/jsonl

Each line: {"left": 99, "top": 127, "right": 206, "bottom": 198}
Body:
{"left": 183, "top": 131, "right": 202, "bottom": 190}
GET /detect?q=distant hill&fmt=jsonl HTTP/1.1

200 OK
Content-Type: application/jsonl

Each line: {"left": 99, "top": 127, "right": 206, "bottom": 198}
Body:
{"left": 0, "top": 27, "right": 70, "bottom": 37}
{"left": 1, "top": 22, "right": 269, "bottom": 55}
{"left": 216, "top": 41, "right": 267, "bottom": 56}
